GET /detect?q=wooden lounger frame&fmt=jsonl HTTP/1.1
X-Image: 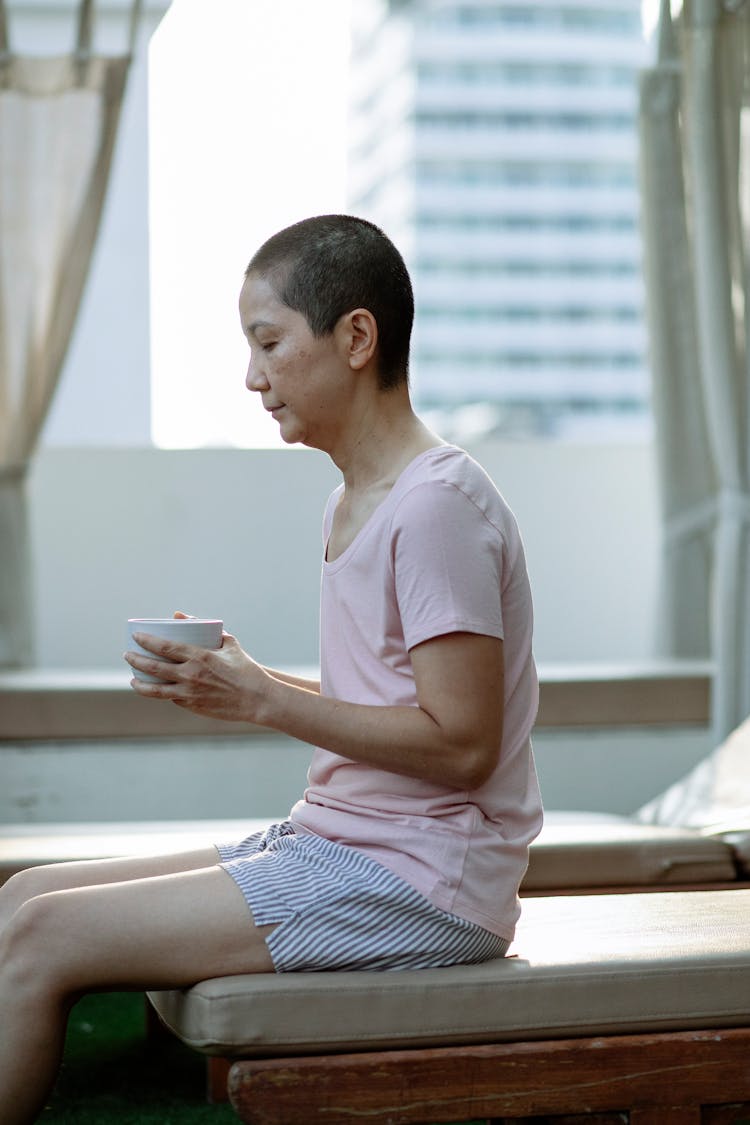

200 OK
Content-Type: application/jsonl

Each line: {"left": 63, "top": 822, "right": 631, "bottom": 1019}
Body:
{"left": 216, "top": 1027, "right": 750, "bottom": 1125}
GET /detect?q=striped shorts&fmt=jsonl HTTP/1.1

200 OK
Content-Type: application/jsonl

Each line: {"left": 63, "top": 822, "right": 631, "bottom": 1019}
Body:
{"left": 217, "top": 820, "right": 508, "bottom": 973}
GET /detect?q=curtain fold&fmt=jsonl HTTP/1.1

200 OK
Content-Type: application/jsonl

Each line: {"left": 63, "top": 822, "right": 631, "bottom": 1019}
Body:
{"left": 638, "top": 0, "right": 715, "bottom": 660}
{"left": 0, "top": 3, "right": 136, "bottom": 665}
{"left": 683, "top": 0, "right": 750, "bottom": 738}
{"left": 640, "top": 0, "right": 750, "bottom": 740}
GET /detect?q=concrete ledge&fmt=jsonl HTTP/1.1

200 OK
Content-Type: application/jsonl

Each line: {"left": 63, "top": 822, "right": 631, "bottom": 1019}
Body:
{"left": 0, "top": 670, "right": 267, "bottom": 741}
{"left": 536, "top": 662, "right": 712, "bottom": 729}
{"left": 0, "top": 662, "right": 713, "bottom": 741}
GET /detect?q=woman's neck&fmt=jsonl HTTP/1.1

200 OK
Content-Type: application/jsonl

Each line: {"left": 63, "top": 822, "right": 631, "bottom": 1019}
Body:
{"left": 333, "top": 397, "right": 444, "bottom": 495}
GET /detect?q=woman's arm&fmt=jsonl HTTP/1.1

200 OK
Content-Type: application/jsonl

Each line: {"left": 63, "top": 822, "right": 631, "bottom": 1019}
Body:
{"left": 262, "top": 666, "right": 321, "bottom": 693}
{"left": 260, "top": 631, "right": 504, "bottom": 789}
{"left": 125, "top": 630, "right": 503, "bottom": 791}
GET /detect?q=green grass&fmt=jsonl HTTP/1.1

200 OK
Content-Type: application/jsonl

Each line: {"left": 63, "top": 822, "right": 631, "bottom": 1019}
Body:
{"left": 42, "top": 992, "right": 237, "bottom": 1124}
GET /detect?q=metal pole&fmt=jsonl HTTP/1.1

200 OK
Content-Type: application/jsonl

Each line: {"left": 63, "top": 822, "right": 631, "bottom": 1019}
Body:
{"left": 128, "top": 0, "right": 143, "bottom": 55}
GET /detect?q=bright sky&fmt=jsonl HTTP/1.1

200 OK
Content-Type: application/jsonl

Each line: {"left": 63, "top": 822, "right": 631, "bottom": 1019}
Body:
{"left": 641, "top": 0, "right": 682, "bottom": 39}
{"left": 148, "top": 0, "right": 351, "bottom": 448}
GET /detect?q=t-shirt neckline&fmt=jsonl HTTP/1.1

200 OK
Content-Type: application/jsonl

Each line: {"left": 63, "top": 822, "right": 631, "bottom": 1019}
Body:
{"left": 324, "top": 443, "right": 459, "bottom": 571}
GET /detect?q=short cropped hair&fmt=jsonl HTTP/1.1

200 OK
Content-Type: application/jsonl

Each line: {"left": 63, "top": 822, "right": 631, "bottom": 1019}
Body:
{"left": 246, "top": 215, "right": 414, "bottom": 389}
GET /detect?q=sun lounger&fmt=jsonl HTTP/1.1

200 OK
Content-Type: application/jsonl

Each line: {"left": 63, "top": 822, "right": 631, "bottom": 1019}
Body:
{"left": 524, "top": 811, "right": 745, "bottom": 891}
{"left": 1, "top": 815, "right": 746, "bottom": 894}
{"left": 148, "top": 887, "right": 750, "bottom": 1123}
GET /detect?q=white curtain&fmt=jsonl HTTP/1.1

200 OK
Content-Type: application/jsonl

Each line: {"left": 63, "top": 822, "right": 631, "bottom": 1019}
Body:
{"left": 639, "top": 0, "right": 750, "bottom": 740}
{"left": 0, "top": 0, "right": 139, "bottom": 665}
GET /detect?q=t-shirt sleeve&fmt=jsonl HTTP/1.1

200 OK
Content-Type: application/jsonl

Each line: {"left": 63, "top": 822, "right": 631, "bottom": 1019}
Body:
{"left": 391, "top": 480, "right": 505, "bottom": 651}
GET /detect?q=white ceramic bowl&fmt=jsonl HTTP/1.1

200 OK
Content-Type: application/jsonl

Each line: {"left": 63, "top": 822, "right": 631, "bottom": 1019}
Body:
{"left": 127, "top": 618, "right": 223, "bottom": 683}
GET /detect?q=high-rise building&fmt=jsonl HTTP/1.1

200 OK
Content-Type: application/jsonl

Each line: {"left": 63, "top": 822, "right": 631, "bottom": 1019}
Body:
{"left": 348, "top": 0, "right": 650, "bottom": 436}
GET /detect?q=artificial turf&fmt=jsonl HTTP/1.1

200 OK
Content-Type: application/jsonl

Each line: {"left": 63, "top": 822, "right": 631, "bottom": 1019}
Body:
{"left": 42, "top": 991, "right": 236, "bottom": 1124}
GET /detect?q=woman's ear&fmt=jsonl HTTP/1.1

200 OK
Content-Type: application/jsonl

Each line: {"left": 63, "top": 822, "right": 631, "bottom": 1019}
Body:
{"left": 340, "top": 308, "right": 378, "bottom": 370}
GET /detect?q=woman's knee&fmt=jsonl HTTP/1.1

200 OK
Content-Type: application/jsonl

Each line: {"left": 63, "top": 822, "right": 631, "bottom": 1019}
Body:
{"left": 0, "top": 866, "right": 58, "bottom": 920}
{"left": 0, "top": 892, "right": 76, "bottom": 999}
{"left": 1, "top": 897, "right": 46, "bottom": 990}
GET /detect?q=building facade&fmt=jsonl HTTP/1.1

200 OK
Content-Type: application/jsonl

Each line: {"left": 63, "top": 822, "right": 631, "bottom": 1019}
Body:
{"left": 348, "top": 0, "right": 650, "bottom": 437}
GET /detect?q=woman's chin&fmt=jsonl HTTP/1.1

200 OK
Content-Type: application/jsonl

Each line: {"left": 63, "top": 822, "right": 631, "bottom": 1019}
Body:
{"left": 279, "top": 425, "right": 301, "bottom": 445}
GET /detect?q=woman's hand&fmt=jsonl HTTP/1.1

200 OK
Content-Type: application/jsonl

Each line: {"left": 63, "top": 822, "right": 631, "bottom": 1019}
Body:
{"left": 124, "top": 628, "right": 270, "bottom": 724}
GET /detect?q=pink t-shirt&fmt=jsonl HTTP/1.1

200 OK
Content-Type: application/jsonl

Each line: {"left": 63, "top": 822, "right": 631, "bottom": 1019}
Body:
{"left": 290, "top": 445, "right": 543, "bottom": 941}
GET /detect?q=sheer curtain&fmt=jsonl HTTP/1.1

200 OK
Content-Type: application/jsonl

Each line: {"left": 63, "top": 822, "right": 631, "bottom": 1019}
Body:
{"left": 0, "top": 0, "right": 140, "bottom": 665}
{"left": 638, "top": 0, "right": 715, "bottom": 663}
{"left": 639, "top": 0, "right": 750, "bottom": 741}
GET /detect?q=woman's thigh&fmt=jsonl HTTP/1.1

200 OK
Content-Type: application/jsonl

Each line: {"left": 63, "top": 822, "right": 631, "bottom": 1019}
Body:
{"left": 4, "top": 864, "right": 275, "bottom": 996}
{"left": 0, "top": 847, "right": 222, "bottom": 929}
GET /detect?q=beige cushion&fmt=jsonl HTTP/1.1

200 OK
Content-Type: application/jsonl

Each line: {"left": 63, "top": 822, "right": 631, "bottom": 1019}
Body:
{"left": 147, "top": 888, "right": 750, "bottom": 1057}
{"left": 701, "top": 816, "right": 750, "bottom": 878}
{"left": 525, "top": 818, "right": 737, "bottom": 889}
{"left": 0, "top": 819, "right": 271, "bottom": 881}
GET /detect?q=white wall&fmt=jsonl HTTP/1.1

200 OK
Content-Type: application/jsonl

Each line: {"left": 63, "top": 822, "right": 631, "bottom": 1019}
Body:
{"left": 28, "top": 438, "right": 661, "bottom": 670}
{"left": 468, "top": 437, "right": 661, "bottom": 663}
{"left": 28, "top": 447, "right": 337, "bottom": 670}
{"left": 1, "top": 725, "right": 715, "bottom": 823}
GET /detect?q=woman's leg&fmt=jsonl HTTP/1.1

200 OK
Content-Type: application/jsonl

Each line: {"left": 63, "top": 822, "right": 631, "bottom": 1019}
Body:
{"left": 0, "top": 862, "right": 275, "bottom": 1125}
{"left": 0, "top": 847, "right": 221, "bottom": 933}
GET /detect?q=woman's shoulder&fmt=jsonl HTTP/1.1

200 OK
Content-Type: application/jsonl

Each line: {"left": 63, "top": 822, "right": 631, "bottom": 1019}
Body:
{"left": 395, "top": 445, "right": 512, "bottom": 523}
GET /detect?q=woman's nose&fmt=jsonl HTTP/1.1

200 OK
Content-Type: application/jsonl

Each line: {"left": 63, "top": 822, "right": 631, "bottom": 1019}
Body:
{"left": 246, "top": 353, "right": 269, "bottom": 392}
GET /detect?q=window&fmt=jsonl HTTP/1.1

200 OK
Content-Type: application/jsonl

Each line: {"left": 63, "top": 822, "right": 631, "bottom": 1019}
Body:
{"left": 150, "top": 0, "right": 652, "bottom": 447}
{"left": 148, "top": 0, "right": 350, "bottom": 448}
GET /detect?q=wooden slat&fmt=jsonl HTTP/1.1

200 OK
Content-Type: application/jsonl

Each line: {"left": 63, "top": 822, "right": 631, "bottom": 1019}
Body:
{"left": 496, "top": 1116, "right": 627, "bottom": 1124}
{"left": 227, "top": 1028, "right": 750, "bottom": 1125}
{"left": 630, "top": 1110, "right": 701, "bottom": 1125}
{"left": 702, "top": 1104, "right": 750, "bottom": 1124}
{"left": 206, "top": 1057, "right": 230, "bottom": 1105}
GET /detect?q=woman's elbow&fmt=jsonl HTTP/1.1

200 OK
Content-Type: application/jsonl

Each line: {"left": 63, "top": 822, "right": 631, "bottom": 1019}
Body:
{"left": 455, "top": 739, "right": 501, "bottom": 790}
